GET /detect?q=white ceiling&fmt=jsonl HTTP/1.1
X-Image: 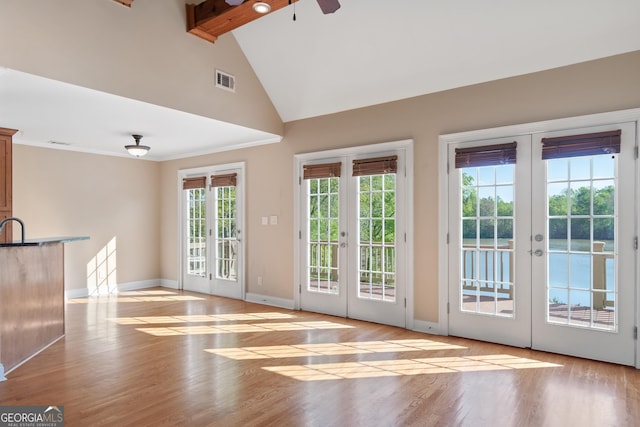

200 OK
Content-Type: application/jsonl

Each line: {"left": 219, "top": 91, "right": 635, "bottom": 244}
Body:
{"left": 235, "top": 0, "right": 640, "bottom": 122}
{"left": 0, "top": 68, "right": 282, "bottom": 161}
{"left": 2, "top": 0, "right": 640, "bottom": 161}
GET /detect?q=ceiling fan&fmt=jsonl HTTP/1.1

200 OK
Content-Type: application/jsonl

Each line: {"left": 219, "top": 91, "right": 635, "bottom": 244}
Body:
{"left": 225, "top": 0, "right": 341, "bottom": 14}
{"left": 314, "top": 0, "right": 341, "bottom": 14}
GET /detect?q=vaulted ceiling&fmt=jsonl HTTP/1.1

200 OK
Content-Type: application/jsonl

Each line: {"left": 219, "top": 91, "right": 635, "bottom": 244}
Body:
{"left": 182, "top": 0, "right": 640, "bottom": 122}
{"left": 230, "top": 0, "right": 640, "bottom": 122}
{"left": 3, "top": 0, "right": 640, "bottom": 160}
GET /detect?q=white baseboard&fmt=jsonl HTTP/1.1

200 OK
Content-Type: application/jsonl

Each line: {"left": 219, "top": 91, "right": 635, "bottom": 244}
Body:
{"left": 411, "top": 319, "right": 446, "bottom": 336}
{"left": 65, "top": 287, "right": 90, "bottom": 300}
{"left": 64, "top": 279, "right": 171, "bottom": 299}
{"left": 117, "top": 279, "right": 162, "bottom": 292}
{"left": 159, "top": 279, "right": 179, "bottom": 289}
{"left": 245, "top": 292, "right": 295, "bottom": 310}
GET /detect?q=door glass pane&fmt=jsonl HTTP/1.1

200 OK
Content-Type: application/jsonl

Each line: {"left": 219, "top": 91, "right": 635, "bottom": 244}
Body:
{"left": 546, "top": 156, "right": 616, "bottom": 330}
{"left": 186, "top": 188, "right": 206, "bottom": 276}
{"left": 460, "top": 166, "right": 515, "bottom": 317}
{"left": 358, "top": 173, "right": 396, "bottom": 302}
{"left": 307, "top": 177, "right": 339, "bottom": 294}
{"left": 215, "top": 186, "right": 237, "bottom": 280}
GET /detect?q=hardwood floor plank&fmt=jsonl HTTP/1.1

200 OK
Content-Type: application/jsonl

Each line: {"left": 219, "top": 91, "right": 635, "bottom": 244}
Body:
{"left": 0, "top": 287, "right": 639, "bottom": 426}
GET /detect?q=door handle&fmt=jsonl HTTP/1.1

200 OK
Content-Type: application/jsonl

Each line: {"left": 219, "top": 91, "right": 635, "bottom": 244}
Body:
{"left": 533, "top": 249, "right": 543, "bottom": 257}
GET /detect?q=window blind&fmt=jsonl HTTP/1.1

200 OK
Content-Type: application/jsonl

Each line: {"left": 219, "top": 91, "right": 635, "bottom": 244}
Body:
{"left": 454, "top": 142, "right": 517, "bottom": 169}
{"left": 182, "top": 176, "right": 206, "bottom": 190}
{"left": 352, "top": 155, "right": 397, "bottom": 176}
{"left": 303, "top": 162, "right": 342, "bottom": 179}
{"left": 541, "top": 130, "right": 621, "bottom": 160}
{"left": 210, "top": 173, "right": 237, "bottom": 187}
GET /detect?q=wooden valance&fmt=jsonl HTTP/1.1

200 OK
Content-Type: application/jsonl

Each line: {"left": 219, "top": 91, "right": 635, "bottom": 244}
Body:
{"left": 455, "top": 142, "right": 517, "bottom": 168}
{"left": 182, "top": 176, "right": 206, "bottom": 190}
{"left": 303, "top": 162, "right": 342, "bottom": 179}
{"left": 210, "top": 173, "right": 237, "bottom": 187}
{"left": 541, "top": 130, "right": 621, "bottom": 160}
{"left": 352, "top": 156, "right": 398, "bottom": 177}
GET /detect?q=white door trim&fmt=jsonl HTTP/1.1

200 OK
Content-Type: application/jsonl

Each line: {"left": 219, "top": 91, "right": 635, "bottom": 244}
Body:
{"left": 438, "top": 107, "right": 640, "bottom": 368}
{"left": 177, "top": 162, "right": 246, "bottom": 299}
{"left": 293, "top": 139, "right": 414, "bottom": 329}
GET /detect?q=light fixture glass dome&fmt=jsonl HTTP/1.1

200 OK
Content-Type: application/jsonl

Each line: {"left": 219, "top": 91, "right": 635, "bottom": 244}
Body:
{"left": 125, "top": 134, "right": 150, "bottom": 157}
{"left": 252, "top": 2, "right": 271, "bottom": 13}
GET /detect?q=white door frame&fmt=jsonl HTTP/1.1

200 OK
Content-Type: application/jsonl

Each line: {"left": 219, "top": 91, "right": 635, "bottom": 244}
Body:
{"left": 439, "top": 108, "right": 640, "bottom": 368}
{"left": 177, "top": 162, "right": 246, "bottom": 300}
{"left": 293, "top": 139, "right": 414, "bottom": 329}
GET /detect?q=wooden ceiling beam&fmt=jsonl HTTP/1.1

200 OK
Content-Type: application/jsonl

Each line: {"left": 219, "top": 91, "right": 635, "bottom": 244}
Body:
{"left": 113, "top": 0, "right": 133, "bottom": 7}
{"left": 186, "top": 0, "right": 291, "bottom": 44}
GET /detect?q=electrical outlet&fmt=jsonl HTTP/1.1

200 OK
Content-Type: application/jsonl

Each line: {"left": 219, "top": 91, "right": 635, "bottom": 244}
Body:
{"left": 257, "top": 276, "right": 263, "bottom": 286}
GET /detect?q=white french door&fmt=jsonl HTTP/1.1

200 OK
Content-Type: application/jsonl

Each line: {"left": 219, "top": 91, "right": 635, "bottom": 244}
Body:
{"left": 448, "top": 135, "right": 532, "bottom": 347}
{"left": 448, "top": 122, "right": 636, "bottom": 365}
{"left": 530, "top": 123, "right": 636, "bottom": 365}
{"left": 297, "top": 144, "right": 410, "bottom": 328}
{"left": 181, "top": 164, "right": 244, "bottom": 300}
{"left": 299, "top": 158, "right": 347, "bottom": 318}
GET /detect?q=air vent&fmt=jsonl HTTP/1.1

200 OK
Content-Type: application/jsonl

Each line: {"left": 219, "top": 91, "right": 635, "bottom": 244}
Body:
{"left": 215, "top": 69, "right": 235, "bottom": 92}
{"left": 49, "top": 141, "right": 71, "bottom": 146}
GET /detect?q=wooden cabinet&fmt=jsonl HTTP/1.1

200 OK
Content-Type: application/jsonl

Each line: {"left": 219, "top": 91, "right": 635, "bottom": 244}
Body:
{"left": 0, "top": 128, "right": 17, "bottom": 244}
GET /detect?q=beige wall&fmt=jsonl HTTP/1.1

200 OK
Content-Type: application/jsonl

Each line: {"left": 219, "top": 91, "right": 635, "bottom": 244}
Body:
{"left": 13, "top": 145, "right": 161, "bottom": 292}
{"left": 160, "top": 141, "right": 295, "bottom": 299}
{"left": 5, "top": 16, "right": 639, "bottom": 322}
{"left": 161, "top": 51, "right": 640, "bottom": 323}
{"left": 0, "top": 0, "right": 282, "bottom": 135}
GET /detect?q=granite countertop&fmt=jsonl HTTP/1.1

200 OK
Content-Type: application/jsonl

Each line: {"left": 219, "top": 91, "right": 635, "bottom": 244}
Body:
{"left": 0, "top": 236, "right": 90, "bottom": 247}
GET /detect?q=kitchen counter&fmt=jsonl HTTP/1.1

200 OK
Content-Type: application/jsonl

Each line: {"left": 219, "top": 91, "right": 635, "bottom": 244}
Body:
{"left": 0, "top": 236, "right": 89, "bottom": 247}
{"left": 0, "top": 236, "right": 88, "bottom": 380}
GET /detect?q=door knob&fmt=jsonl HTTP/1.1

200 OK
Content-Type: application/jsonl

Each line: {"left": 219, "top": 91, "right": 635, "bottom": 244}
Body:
{"left": 534, "top": 249, "right": 543, "bottom": 257}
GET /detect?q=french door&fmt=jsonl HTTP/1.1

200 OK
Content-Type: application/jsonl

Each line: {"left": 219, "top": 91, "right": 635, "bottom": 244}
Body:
{"left": 181, "top": 164, "right": 244, "bottom": 300}
{"left": 448, "top": 122, "right": 636, "bottom": 365}
{"left": 297, "top": 147, "right": 409, "bottom": 328}
{"left": 448, "top": 135, "right": 532, "bottom": 347}
{"left": 530, "top": 123, "right": 635, "bottom": 364}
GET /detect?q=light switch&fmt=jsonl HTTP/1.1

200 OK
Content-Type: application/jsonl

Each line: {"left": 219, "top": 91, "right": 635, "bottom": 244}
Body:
{"left": 261, "top": 216, "right": 268, "bottom": 225}
{"left": 270, "top": 215, "right": 278, "bottom": 225}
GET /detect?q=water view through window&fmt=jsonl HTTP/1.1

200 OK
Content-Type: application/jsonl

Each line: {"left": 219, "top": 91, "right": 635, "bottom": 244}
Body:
{"left": 460, "top": 164, "right": 515, "bottom": 317}
{"left": 459, "top": 153, "right": 617, "bottom": 330}
{"left": 546, "top": 155, "right": 616, "bottom": 330}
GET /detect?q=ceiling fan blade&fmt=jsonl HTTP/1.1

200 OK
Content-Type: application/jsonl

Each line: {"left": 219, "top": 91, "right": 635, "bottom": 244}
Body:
{"left": 316, "top": 0, "right": 340, "bottom": 14}
{"left": 225, "top": 0, "right": 244, "bottom": 5}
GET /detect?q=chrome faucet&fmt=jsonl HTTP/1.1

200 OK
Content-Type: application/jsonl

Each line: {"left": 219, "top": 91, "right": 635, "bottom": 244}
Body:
{"left": 0, "top": 217, "right": 25, "bottom": 244}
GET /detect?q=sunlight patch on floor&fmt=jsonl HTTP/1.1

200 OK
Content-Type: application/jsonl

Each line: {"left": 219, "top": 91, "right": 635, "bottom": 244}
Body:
{"left": 206, "top": 339, "right": 467, "bottom": 360}
{"left": 263, "top": 354, "right": 562, "bottom": 381}
{"left": 68, "top": 295, "right": 205, "bottom": 303}
{"left": 108, "top": 312, "right": 297, "bottom": 324}
{"left": 136, "top": 321, "right": 354, "bottom": 336}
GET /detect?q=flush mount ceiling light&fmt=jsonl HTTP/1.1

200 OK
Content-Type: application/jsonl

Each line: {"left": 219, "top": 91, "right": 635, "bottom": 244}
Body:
{"left": 125, "top": 134, "right": 150, "bottom": 157}
{"left": 252, "top": 2, "right": 271, "bottom": 13}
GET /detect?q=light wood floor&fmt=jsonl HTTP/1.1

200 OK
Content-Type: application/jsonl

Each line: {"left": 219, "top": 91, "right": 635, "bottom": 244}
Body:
{"left": 1, "top": 287, "right": 639, "bottom": 427}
